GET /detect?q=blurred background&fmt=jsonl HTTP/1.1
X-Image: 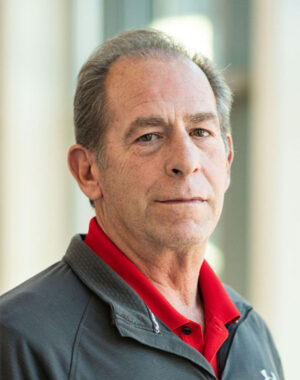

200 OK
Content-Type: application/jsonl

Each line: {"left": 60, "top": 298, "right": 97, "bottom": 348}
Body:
{"left": 0, "top": 0, "right": 299, "bottom": 377}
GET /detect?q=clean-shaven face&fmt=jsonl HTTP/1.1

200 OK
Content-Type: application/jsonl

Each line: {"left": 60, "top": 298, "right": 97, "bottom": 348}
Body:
{"left": 96, "top": 56, "right": 232, "bottom": 251}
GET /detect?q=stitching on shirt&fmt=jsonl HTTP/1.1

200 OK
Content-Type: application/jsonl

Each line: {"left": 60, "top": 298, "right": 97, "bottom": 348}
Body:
{"left": 114, "top": 312, "right": 171, "bottom": 335}
{"left": 68, "top": 294, "right": 93, "bottom": 380}
{"left": 114, "top": 313, "right": 175, "bottom": 338}
{"left": 114, "top": 312, "right": 154, "bottom": 330}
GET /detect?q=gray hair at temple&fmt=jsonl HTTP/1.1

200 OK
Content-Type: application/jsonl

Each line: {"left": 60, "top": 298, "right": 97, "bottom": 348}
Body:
{"left": 74, "top": 29, "right": 233, "bottom": 166}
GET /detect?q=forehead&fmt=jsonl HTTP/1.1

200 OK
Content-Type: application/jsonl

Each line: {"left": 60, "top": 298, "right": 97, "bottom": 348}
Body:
{"left": 105, "top": 55, "right": 216, "bottom": 121}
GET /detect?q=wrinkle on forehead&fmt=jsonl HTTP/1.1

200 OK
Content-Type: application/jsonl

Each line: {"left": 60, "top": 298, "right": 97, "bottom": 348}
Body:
{"left": 105, "top": 56, "right": 216, "bottom": 122}
{"left": 107, "top": 55, "right": 212, "bottom": 96}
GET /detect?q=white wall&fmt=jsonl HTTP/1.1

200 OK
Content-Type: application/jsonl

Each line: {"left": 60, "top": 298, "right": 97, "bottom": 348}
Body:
{"left": 249, "top": 0, "right": 300, "bottom": 377}
{"left": 0, "top": 0, "right": 105, "bottom": 294}
{"left": 0, "top": 0, "right": 73, "bottom": 292}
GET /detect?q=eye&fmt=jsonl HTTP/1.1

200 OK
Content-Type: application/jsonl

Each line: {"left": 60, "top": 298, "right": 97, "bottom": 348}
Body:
{"left": 190, "top": 128, "right": 211, "bottom": 137}
{"left": 136, "top": 133, "right": 160, "bottom": 142}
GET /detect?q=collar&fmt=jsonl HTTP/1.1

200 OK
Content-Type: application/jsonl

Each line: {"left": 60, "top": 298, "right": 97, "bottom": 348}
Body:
{"left": 84, "top": 217, "right": 240, "bottom": 331}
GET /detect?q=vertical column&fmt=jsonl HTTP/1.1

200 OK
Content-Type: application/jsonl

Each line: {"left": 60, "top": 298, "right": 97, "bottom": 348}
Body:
{"left": 249, "top": 0, "right": 300, "bottom": 378}
{"left": 69, "top": 0, "right": 104, "bottom": 234}
{"left": 0, "top": 0, "right": 72, "bottom": 292}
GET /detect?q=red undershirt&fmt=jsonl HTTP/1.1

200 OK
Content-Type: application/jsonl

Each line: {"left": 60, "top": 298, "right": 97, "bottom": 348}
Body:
{"left": 84, "top": 217, "right": 240, "bottom": 378}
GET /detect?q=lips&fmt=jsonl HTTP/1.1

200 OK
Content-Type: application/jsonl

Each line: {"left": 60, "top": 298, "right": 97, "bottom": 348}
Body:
{"left": 156, "top": 197, "right": 206, "bottom": 203}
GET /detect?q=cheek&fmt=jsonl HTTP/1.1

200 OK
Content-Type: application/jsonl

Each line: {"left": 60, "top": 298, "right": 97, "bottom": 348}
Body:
{"left": 203, "top": 150, "right": 228, "bottom": 191}
{"left": 103, "top": 156, "right": 147, "bottom": 200}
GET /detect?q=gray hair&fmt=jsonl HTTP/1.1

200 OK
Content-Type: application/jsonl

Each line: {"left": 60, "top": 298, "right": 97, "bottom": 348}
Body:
{"left": 73, "top": 28, "right": 233, "bottom": 206}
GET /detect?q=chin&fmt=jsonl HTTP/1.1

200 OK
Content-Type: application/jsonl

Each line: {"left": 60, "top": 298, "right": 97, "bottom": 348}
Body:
{"left": 147, "top": 221, "right": 213, "bottom": 249}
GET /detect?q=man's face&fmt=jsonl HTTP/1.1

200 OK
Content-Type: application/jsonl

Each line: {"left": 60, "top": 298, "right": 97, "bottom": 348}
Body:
{"left": 96, "top": 56, "right": 233, "bottom": 250}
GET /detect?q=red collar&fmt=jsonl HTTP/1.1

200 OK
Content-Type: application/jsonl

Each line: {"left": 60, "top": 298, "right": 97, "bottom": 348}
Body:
{"left": 84, "top": 217, "right": 240, "bottom": 376}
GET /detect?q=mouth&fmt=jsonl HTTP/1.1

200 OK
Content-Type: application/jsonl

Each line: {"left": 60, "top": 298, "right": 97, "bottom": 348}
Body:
{"left": 156, "top": 197, "right": 206, "bottom": 204}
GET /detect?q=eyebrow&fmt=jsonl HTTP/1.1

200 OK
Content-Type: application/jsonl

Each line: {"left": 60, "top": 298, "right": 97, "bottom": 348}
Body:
{"left": 183, "top": 112, "right": 218, "bottom": 124}
{"left": 124, "top": 112, "right": 218, "bottom": 141}
{"left": 124, "top": 116, "right": 168, "bottom": 141}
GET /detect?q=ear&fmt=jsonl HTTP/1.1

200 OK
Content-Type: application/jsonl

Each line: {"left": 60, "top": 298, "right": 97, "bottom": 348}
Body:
{"left": 67, "top": 144, "right": 103, "bottom": 201}
{"left": 224, "top": 134, "right": 234, "bottom": 191}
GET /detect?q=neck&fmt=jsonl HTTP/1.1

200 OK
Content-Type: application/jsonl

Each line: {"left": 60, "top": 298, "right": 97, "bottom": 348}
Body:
{"left": 143, "top": 254, "right": 206, "bottom": 326}
{"left": 95, "top": 214, "right": 207, "bottom": 325}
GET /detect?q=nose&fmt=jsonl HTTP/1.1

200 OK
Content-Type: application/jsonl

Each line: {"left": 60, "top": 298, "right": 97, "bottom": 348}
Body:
{"left": 165, "top": 133, "right": 201, "bottom": 178}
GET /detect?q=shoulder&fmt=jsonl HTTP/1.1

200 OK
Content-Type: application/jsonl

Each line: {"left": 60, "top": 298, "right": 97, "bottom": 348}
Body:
{"left": 0, "top": 258, "right": 95, "bottom": 379}
{"left": 222, "top": 284, "right": 284, "bottom": 379}
{"left": 0, "top": 259, "right": 92, "bottom": 349}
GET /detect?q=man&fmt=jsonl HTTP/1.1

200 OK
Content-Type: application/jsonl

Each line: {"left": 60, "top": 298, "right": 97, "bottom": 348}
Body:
{"left": 0, "top": 29, "right": 283, "bottom": 379}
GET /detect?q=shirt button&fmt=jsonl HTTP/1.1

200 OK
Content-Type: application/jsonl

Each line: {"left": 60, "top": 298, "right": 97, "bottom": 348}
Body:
{"left": 181, "top": 326, "right": 192, "bottom": 335}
